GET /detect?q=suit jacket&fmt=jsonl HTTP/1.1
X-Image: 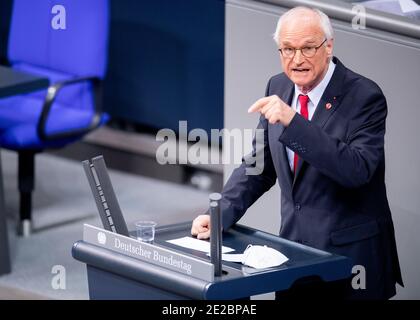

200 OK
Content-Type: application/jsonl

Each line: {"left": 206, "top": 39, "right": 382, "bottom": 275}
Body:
{"left": 220, "top": 57, "right": 403, "bottom": 299}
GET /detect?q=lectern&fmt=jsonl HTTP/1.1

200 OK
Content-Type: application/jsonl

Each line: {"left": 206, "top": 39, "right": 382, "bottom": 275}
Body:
{"left": 72, "top": 222, "right": 352, "bottom": 300}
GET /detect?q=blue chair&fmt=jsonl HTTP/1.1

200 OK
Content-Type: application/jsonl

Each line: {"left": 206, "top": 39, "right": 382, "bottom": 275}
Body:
{"left": 0, "top": 0, "right": 110, "bottom": 236}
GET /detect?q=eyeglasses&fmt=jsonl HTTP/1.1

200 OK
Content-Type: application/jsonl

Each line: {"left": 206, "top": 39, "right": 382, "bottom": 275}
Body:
{"left": 278, "top": 39, "right": 327, "bottom": 58}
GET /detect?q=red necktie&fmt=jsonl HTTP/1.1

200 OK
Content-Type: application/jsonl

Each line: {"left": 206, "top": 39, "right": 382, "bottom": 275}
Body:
{"left": 293, "top": 94, "right": 309, "bottom": 174}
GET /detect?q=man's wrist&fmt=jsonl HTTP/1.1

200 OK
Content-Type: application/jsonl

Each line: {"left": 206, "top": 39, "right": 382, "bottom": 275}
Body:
{"left": 282, "top": 108, "right": 296, "bottom": 127}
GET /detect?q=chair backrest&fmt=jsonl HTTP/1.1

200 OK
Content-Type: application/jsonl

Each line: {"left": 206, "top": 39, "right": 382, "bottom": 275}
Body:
{"left": 8, "top": 0, "right": 109, "bottom": 79}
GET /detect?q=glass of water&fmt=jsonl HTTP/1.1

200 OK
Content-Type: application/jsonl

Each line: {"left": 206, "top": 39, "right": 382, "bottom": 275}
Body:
{"left": 135, "top": 221, "right": 157, "bottom": 243}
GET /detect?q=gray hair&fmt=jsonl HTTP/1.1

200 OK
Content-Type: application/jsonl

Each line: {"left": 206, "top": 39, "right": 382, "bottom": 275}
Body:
{"left": 273, "top": 7, "right": 334, "bottom": 45}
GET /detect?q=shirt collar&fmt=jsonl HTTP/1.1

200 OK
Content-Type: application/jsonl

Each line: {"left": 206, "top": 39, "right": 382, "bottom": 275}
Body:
{"left": 294, "top": 59, "right": 336, "bottom": 108}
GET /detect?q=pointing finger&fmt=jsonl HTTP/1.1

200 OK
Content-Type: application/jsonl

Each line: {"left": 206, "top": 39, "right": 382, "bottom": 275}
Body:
{"left": 248, "top": 96, "right": 272, "bottom": 113}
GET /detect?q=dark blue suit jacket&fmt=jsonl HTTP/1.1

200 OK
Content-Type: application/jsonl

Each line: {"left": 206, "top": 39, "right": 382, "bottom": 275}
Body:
{"left": 220, "top": 57, "right": 403, "bottom": 299}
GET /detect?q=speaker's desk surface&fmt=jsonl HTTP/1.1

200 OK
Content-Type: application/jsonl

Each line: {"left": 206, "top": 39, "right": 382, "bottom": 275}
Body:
{"left": 72, "top": 222, "right": 352, "bottom": 300}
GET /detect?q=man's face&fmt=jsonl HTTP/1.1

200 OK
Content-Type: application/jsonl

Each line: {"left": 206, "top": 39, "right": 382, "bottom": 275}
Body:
{"left": 279, "top": 17, "right": 333, "bottom": 91}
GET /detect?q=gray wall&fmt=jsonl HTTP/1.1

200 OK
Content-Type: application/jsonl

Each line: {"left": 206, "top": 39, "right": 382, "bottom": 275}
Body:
{"left": 224, "top": 0, "right": 420, "bottom": 299}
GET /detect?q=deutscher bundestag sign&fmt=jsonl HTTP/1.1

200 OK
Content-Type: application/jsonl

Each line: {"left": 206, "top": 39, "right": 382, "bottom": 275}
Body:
{"left": 83, "top": 224, "right": 214, "bottom": 282}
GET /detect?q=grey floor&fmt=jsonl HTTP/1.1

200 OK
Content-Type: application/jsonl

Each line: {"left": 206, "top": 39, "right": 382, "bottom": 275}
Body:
{"left": 0, "top": 149, "right": 210, "bottom": 299}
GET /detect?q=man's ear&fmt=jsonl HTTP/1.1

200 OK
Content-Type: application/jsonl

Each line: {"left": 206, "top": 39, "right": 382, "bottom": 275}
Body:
{"left": 326, "top": 39, "right": 334, "bottom": 57}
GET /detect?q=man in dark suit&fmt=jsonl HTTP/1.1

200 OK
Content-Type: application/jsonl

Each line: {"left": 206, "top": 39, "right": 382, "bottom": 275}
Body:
{"left": 191, "top": 6, "right": 403, "bottom": 299}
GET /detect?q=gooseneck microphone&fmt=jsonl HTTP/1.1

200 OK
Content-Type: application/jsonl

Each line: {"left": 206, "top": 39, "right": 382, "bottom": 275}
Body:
{"left": 209, "top": 192, "right": 222, "bottom": 276}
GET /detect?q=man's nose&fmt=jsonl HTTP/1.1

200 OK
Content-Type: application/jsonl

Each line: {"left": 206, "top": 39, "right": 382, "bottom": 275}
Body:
{"left": 293, "top": 50, "right": 304, "bottom": 64}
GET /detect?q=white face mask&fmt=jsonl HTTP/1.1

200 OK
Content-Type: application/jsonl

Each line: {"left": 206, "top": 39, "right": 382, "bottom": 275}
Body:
{"left": 242, "top": 244, "right": 289, "bottom": 269}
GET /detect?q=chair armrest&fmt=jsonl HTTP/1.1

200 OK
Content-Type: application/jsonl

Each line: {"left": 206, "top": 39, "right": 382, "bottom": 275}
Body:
{"left": 37, "top": 76, "right": 104, "bottom": 141}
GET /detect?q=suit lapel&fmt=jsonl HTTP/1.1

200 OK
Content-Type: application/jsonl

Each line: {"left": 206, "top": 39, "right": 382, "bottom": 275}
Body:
{"left": 292, "top": 57, "right": 346, "bottom": 187}
{"left": 274, "top": 81, "right": 294, "bottom": 189}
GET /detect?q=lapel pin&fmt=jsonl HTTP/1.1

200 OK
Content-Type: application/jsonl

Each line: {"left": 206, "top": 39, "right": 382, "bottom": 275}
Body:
{"left": 325, "top": 102, "right": 332, "bottom": 110}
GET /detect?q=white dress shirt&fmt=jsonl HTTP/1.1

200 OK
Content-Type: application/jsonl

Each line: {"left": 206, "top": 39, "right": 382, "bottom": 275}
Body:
{"left": 286, "top": 59, "right": 336, "bottom": 171}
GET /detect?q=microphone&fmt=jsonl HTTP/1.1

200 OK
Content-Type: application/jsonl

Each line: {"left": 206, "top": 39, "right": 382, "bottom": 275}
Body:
{"left": 209, "top": 192, "right": 222, "bottom": 276}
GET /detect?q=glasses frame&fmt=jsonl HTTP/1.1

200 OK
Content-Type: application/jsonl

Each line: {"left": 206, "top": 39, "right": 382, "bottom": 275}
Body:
{"left": 278, "top": 38, "right": 328, "bottom": 58}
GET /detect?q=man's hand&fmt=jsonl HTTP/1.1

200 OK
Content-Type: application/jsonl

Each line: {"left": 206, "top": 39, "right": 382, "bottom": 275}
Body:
{"left": 248, "top": 95, "right": 296, "bottom": 126}
{"left": 191, "top": 215, "right": 211, "bottom": 240}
